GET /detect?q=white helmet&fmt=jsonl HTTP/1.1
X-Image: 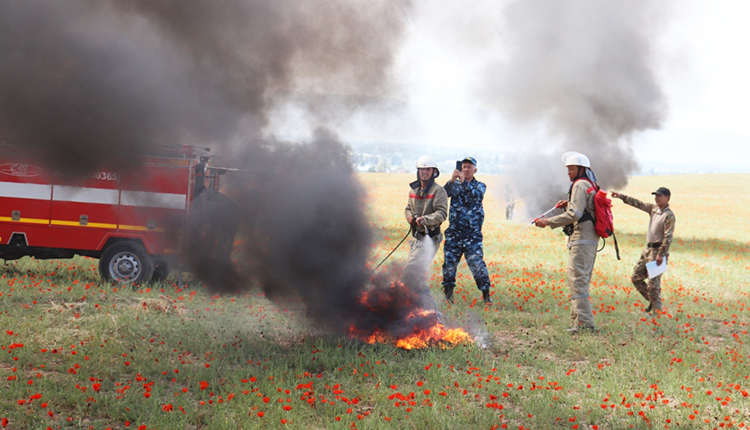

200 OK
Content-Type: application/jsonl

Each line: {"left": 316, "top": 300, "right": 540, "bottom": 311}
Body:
{"left": 416, "top": 155, "right": 438, "bottom": 169}
{"left": 416, "top": 155, "right": 440, "bottom": 178}
{"left": 562, "top": 151, "right": 591, "bottom": 168}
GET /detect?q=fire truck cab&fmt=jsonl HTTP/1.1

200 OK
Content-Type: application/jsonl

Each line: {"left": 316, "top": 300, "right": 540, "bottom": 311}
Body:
{"left": 0, "top": 144, "right": 222, "bottom": 284}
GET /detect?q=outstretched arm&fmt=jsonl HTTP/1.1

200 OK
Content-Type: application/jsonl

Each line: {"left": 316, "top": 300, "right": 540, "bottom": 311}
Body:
{"left": 612, "top": 192, "right": 654, "bottom": 214}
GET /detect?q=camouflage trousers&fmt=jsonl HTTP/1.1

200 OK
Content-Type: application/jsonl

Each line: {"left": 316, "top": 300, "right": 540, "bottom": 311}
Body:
{"left": 567, "top": 243, "right": 597, "bottom": 329}
{"left": 631, "top": 247, "right": 663, "bottom": 310}
{"left": 402, "top": 234, "right": 442, "bottom": 311}
{"left": 442, "top": 231, "right": 491, "bottom": 292}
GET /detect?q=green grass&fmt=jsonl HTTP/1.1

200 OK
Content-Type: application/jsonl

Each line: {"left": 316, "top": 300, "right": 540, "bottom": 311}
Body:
{"left": 1, "top": 173, "right": 749, "bottom": 430}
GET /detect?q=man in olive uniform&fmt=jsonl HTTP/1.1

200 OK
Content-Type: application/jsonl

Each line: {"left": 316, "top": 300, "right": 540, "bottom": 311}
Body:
{"left": 611, "top": 187, "right": 675, "bottom": 313}
{"left": 535, "top": 152, "right": 599, "bottom": 333}
{"left": 442, "top": 156, "right": 493, "bottom": 304}
{"left": 403, "top": 155, "right": 448, "bottom": 310}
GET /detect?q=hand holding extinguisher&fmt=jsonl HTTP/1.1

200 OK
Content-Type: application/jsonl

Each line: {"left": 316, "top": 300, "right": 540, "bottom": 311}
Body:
{"left": 533, "top": 201, "right": 566, "bottom": 228}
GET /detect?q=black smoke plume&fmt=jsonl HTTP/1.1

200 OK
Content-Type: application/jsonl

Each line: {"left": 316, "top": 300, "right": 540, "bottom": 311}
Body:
{"left": 0, "top": 0, "right": 411, "bottom": 169}
{"left": 216, "top": 128, "right": 372, "bottom": 329}
{"left": 0, "top": 0, "right": 413, "bottom": 330}
{"left": 483, "top": 0, "right": 669, "bottom": 213}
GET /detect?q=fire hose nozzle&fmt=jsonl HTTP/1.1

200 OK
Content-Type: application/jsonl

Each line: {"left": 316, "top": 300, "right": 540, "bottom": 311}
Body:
{"left": 531, "top": 204, "right": 562, "bottom": 224}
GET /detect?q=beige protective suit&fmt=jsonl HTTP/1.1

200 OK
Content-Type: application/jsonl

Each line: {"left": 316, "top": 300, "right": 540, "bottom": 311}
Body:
{"left": 547, "top": 179, "right": 598, "bottom": 329}
{"left": 402, "top": 179, "right": 448, "bottom": 310}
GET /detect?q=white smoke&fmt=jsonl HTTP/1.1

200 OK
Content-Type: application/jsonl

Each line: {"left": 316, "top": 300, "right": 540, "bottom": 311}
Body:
{"left": 481, "top": 0, "right": 671, "bottom": 213}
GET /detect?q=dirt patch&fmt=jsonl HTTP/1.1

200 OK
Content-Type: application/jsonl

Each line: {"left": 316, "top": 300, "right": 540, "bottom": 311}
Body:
{"left": 113, "top": 295, "right": 187, "bottom": 315}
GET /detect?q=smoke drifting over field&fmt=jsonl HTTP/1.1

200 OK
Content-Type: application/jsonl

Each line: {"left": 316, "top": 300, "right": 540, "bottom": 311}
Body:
{"left": 0, "top": 1, "right": 410, "bottom": 168}
{"left": 0, "top": 1, "right": 412, "bottom": 330}
{"left": 483, "top": 0, "right": 669, "bottom": 213}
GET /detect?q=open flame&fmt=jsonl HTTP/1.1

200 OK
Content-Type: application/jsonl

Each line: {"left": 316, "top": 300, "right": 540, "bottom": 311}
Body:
{"left": 347, "top": 280, "right": 473, "bottom": 350}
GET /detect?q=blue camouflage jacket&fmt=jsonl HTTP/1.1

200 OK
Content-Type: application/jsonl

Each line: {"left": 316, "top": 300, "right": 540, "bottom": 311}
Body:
{"left": 444, "top": 178, "right": 486, "bottom": 233}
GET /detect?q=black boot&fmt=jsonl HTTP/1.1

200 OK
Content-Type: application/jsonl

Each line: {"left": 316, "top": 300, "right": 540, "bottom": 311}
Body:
{"left": 444, "top": 287, "right": 454, "bottom": 304}
{"left": 482, "top": 290, "right": 492, "bottom": 304}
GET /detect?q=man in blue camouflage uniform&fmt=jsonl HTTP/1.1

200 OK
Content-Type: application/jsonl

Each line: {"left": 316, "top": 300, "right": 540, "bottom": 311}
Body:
{"left": 442, "top": 157, "right": 493, "bottom": 304}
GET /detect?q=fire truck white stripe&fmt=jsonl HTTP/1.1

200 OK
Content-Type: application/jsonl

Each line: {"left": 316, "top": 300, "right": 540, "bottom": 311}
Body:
{"left": 0, "top": 181, "right": 52, "bottom": 200}
{"left": 121, "top": 190, "right": 186, "bottom": 210}
{"left": 52, "top": 185, "right": 120, "bottom": 205}
{"left": 0, "top": 181, "right": 187, "bottom": 210}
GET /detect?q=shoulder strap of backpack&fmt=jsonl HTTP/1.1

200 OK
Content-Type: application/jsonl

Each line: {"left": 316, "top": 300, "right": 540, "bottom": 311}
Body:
{"left": 574, "top": 177, "right": 598, "bottom": 193}
{"left": 570, "top": 178, "right": 596, "bottom": 224}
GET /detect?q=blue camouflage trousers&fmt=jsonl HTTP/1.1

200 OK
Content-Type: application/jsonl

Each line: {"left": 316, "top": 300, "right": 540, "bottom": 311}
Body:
{"left": 442, "top": 231, "right": 491, "bottom": 292}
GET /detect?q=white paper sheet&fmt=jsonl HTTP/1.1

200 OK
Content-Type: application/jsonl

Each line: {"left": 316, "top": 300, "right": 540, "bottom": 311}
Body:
{"left": 646, "top": 259, "right": 667, "bottom": 279}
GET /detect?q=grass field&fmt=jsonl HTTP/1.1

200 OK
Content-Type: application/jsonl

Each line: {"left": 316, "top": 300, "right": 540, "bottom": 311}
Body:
{"left": 1, "top": 173, "right": 749, "bottom": 430}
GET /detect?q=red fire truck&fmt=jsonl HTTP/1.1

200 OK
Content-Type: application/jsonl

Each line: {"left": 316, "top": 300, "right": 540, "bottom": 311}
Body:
{"left": 0, "top": 144, "right": 224, "bottom": 284}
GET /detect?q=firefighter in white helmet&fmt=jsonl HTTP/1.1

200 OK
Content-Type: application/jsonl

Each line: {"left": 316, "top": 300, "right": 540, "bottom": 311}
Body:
{"left": 403, "top": 155, "right": 448, "bottom": 311}
{"left": 535, "top": 151, "right": 599, "bottom": 334}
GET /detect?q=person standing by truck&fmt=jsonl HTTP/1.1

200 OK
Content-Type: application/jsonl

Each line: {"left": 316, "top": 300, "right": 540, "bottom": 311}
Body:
{"left": 611, "top": 187, "right": 675, "bottom": 313}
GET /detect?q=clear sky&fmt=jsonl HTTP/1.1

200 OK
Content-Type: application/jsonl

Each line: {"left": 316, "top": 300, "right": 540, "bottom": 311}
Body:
{"left": 283, "top": 0, "right": 750, "bottom": 173}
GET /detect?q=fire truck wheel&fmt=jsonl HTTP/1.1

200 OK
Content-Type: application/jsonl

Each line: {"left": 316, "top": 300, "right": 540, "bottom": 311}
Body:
{"left": 99, "top": 242, "right": 155, "bottom": 285}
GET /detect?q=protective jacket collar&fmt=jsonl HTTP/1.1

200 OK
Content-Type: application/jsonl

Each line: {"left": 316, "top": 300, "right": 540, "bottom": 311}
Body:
{"left": 410, "top": 177, "right": 435, "bottom": 195}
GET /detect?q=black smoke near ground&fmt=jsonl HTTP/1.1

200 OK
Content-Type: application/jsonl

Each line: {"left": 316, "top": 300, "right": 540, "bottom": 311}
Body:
{"left": 483, "top": 0, "right": 670, "bottom": 214}
{"left": 217, "top": 128, "right": 373, "bottom": 328}
{"left": 0, "top": 0, "right": 413, "bottom": 330}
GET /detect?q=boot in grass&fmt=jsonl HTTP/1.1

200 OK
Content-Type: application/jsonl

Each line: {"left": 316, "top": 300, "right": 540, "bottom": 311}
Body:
{"left": 482, "top": 289, "right": 492, "bottom": 304}
{"left": 444, "top": 286, "right": 454, "bottom": 304}
{"left": 568, "top": 326, "right": 598, "bottom": 335}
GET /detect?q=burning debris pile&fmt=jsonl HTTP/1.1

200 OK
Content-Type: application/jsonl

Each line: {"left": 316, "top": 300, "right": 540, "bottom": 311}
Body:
{"left": 347, "top": 277, "right": 473, "bottom": 350}
{"left": 222, "top": 131, "right": 474, "bottom": 350}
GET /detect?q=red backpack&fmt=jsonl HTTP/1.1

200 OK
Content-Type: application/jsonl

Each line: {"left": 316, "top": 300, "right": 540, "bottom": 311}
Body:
{"left": 574, "top": 179, "right": 621, "bottom": 260}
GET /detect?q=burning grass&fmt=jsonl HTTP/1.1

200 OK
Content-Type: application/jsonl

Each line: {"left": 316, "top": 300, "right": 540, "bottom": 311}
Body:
{"left": 1, "top": 173, "right": 749, "bottom": 429}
